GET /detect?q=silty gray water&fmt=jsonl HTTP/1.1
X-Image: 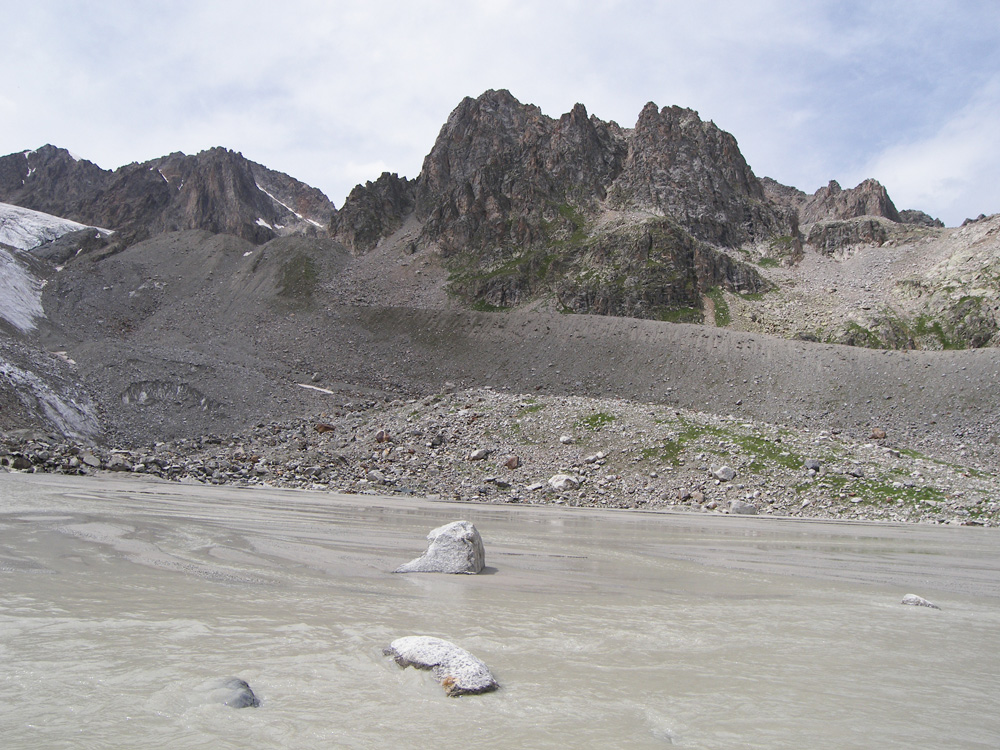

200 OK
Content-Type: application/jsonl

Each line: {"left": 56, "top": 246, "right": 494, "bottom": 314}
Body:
{"left": 2, "top": 472, "right": 998, "bottom": 748}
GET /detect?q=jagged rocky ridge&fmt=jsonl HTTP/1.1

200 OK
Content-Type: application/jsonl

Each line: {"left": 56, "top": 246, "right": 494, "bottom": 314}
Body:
{"left": 331, "top": 90, "right": 950, "bottom": 326}
{"left": 0, "top": 145, "right": 335, "bottom": 247}
{"left": 0, "top": 91, "right": 972, "bottom": 339}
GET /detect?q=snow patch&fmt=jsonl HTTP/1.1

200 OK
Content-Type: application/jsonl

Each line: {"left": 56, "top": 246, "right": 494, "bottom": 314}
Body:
{"left": 297, "top": 383, "right": 336, "bottom": 395}
{"left": 255, "top": 182, "right": 322, "bottom": 226}
{"left": 256, "top": 218, "right": 272, "bottom": 229}
{"left": 0, "top": 356, "right": 101, "bottom": 439}
{"left": 0, "top": 247, "right": 44, "bottom": 332}
{"left": 0, "top": 201, "right": 111, "bottom": 251}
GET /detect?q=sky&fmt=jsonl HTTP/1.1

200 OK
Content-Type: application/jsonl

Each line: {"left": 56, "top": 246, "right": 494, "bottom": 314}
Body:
{"left": 2, "top": 0, "right": 998, "bottom": 227}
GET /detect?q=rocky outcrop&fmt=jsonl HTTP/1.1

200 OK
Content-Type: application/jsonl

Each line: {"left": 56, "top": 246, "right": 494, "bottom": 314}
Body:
{"left": 804, "top": 216, "right": 894, "bottom": 255}
{"left": 139, "top": 148, "right": 328, "bottom": 242}
{"left": 338, "top": 90, "right": 782, "bottom": 320}
{"left": 899, "top": 209, "right": 944, "bottom": 228}
{"left": 408, "top": 91, "right": 795, "bottom": 254}
{"left": 394, "top": 520, "right": 485, "bottom": 574}
{"left": 384, "top": 636, "right": 499, "bottom": 696}
{"left": 763, "top": 177, "right": 946, "bottom": 235}
{"left": 801, "top": 179, "right": 900, "bottom": 225}
{"left": 764, "top": 178, "right": 902, "bottom": 227}
{"left": 331, "top": 172, "right": 415, "bottom": 253}
{"left": 452, "top": 214, "right": 771, "bottom": 318}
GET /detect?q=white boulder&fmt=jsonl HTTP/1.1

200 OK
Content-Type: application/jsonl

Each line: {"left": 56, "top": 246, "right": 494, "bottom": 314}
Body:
{"left": 384, "top": 636, "right": 499, "bottom": 696}
{"left": 901, "top": 593, "right": 940, "bottom": 609}
{"left": 394, "top": 520, "right": 485, "bottom": 574}
{"left": 712, "top": 465, "right": 737, "bottom": 481}
{"left": 729, "top": 499, "right": 758, "bottom": 515}
{"left": 548, "top": 473, "right": 580, "bottom": 491}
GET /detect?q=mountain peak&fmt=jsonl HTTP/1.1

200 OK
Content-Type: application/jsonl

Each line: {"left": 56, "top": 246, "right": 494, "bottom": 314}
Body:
{"left": 0, "top": 146, "right": 335, "bottom": 245}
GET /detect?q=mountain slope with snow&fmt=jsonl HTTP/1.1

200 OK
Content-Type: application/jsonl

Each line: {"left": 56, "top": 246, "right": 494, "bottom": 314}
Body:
{"left": 0, "top": 201, "right": 108, "bottom": 251}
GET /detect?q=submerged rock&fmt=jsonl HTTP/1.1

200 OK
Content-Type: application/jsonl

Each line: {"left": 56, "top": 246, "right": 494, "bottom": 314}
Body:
{"left": 901, "top": 593, "right": 940, "bottom": 610}
{"left": 207, "top": 677, "right": 261, "bottom": 708}
{"left": 394, "top": 520, "right": 485, "bottom": 574}
{"left": 384, "top": 636, "right": 499, "bottom": 696}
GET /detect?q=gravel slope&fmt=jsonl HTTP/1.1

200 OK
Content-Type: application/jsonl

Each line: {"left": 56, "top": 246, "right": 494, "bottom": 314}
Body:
{"left": 1, "top": 227, "right": 994, "bottom": 528}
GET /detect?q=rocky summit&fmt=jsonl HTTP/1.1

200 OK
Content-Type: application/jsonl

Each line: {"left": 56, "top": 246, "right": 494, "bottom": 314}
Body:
{"left": 1, "top": 90, "right": 998, "bottom": 526}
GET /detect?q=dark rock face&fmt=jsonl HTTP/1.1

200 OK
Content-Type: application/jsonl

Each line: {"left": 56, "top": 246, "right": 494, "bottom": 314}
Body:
{"left": 805, "top": 217, "right": 894, "bottom": 254}
{"left": 544, "top": 218, "right": 770, "bottom": 319}
{"left": 0, "top": 145, "right": 112, "bottom": 222}
{"left": 0, "top": 146, "right": 336, "bottom": 246}
{"left": 414, "top": 90, "right": 628, "bottom": 255}
{"left": 607, "top": 103, "right": 794, "bottom": 247}
{"left": 410, "top": 91, "right": 791, "bottom": 256}
{"left": 362, "top": 89, "right": 778, "bottom": 319}
{"left": 141, "top": 149, "right": 280, "bottom": 243}
{"left": 332, "top": 172, "right": 415, "bottom": 253}
{"left": 899, "top": 209, "right": 944, "bottom": 228}
{"left": 249, "top": 160, "right": 336, "bottom": 229}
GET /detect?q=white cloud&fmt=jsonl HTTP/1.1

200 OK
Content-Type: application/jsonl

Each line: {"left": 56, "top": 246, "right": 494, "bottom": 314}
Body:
{"left": 2, "top": 0, "right": 999, "bottom": 219}
{"left": 858, "top": 78, "right": 1000, "bottom": 226}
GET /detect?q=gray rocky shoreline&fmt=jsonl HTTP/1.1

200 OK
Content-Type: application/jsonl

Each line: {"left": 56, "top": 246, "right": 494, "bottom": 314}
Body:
{"left": 3, "top": 387, "right": 996, "bottom": 527}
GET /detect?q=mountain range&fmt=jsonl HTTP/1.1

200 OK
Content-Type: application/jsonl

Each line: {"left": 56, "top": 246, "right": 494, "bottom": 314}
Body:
{"left": 0, "top": 89, "right": 998, "bottom": 454}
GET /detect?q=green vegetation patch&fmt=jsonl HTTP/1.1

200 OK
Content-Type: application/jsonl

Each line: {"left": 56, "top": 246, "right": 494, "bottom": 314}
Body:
{"left": 655, "top": 306, "right": 703, "bottom": 324}
{"left": 471, "top": 300, "right": 510, "bottom": 313}
{"left": 842, "top": 321, "right": 883, "bottom": 349}
{"left": 913, "top": 315, "right": 954, "bottom": 349}
{"left": 279, "top": 254, "right": 318, "bottom": 300}
{"left": 730, "top": 434, "right": 803, "bottom": 472}
{"left": 576, "top": 412, "right": 616, "bottom": 430}
{"left": 705, "top": 286, "right": 731, "bottom": 327}
{"left": 640, "top": 421, "right": 725, "bottom": 465}
{"left": 862, "top": 481, "right": 947, "bottom": 506}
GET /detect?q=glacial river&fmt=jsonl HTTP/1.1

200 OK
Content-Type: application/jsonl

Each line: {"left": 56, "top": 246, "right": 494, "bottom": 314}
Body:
{"left": 2, "top": 472, "right": 998, "bottom": 748}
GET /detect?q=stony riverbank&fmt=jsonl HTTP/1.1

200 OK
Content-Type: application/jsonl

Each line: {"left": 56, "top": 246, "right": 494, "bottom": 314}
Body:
{"left": 2, "top": 388, "right": 997, "bottom": 526}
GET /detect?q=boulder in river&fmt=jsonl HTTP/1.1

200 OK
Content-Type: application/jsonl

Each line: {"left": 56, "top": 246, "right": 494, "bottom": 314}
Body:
{"left": 207, "top": 677, "right": 261, "bottom": 708}
{"left": 901, "top": 593, "right": 940, "bottom": 609}
{"left": 384, "top": 636, "right": 499, "bottom": 696}
{"left": 394, "top": 520, "right": 485, "bottom": 574}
